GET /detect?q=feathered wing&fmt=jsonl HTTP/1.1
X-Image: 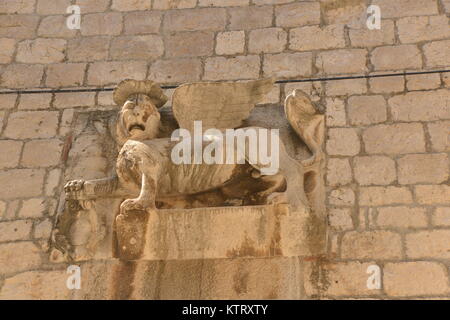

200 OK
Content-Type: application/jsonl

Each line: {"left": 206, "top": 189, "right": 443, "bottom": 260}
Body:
{"left": 172, "top": 78, "right": 274, "bottom": 131}
{"left": 284, "top": 89, "right": 325, "bottom": 166}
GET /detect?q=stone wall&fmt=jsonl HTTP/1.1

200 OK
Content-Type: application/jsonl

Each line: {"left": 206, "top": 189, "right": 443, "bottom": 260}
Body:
{"left": 0, "top": 0, "right": 449, "bottom": 299}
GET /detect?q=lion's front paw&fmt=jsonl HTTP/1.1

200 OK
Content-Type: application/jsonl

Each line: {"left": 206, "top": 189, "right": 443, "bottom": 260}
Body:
{"left": 64, "top": 179, "right": 85, "bottom": 199}
{"left": 120, "top": 198, "right": 148, "bottom": 214}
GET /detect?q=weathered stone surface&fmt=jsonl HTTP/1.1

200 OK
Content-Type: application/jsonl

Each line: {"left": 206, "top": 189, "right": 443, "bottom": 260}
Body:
{"left": 415, "top": 185, "right": 450, "bottom": 205}
{"left": 326, "top": 78, "right": 367, "bottom": 96}
{"left": 149, "top": 58, "right": 202, "bottom": 83}
{"left": 54, "top": 92, "right": 95, "bottom": 109}
{"left": 372, "top": 45, "right": 422, "bottom": 71}
{"left": 110, "top": 35, "right": 164, "bottom": 60}
{"left": 1, "top": 64, "right": 44, "bottom": 88}
{"left": 36, "top": 0, "right": 69, "bottom": 14}
{"left": 165, "top": 32, "right": 214, "bottom": 58}
{"left": 0, "top": 15, "right": 39, "bottom": 39}
{"left": 18, "top": 93, "right": 51, "bottom": 110}
{"left": 341, "top": 231, "right": 402, "bottom": 260}
{"left": 354, "top": 156, "right": 396, "bottom": 186}
{"left": 348, "top": 95, "right": 387, "bottom": 126}
{"left": 329, "top": 188, "right": 355, "bottom": 206}
{"left": 359, "top": 186, "right": 413, "bottom": 206}
{"left": 397, "top": 16, "right": 450, "bottom": 44}
{"left": 349, "top": 20, "right": 395, "bottom": 47}
{"left": 304, "top": 261, "right": 382, "bottom": 297}
{"left": 316, "top": 49, "right": 367, "bottom": 74}
{"left": 0, "top": 38, "right": 16, "bottom": 63}
{"left": 34, "top": 219, "right": 52, "bottom": 239}
{"left": 0, "top": 0, "right": 35, "bottom": 13}
{"left": 327, "top": 158, "right": 352, "bottom": 186}
{"left": 0, "top": 242, "right": 41, "bottom": 275}
{"left": 45, "top": 169, "right": 61, "bottom": 196}
{"left": 19, "top": 198, "right": 46, "bottom": 218}
{"left": 0, "top": 270, "right": 71, "bottom": 299}
{"left": 328, "top": 208, "right": 353, "bottom": 231}
{"left": 263, "top": 53, "right": 312, "bottom": 78}
{"left": 153, "top": 0, "right": 197, "bottom": 9}
{"left": 76, "top": 0, "right": 110, "bottom": 12}
{"left": 38, "top": 15, "right": 77, "bottom": 38}
{"left": 81, "top": 13, "right": 123, "bottom": 36}
{"left": 325, "top": 97, "right": 346, "bottom": 127}
{"left": 275, "top": 2, "right": 320, "bottom": 27}
{"left": 369, "top": 72, "right": 405, "bottom": 94}
{"left": 0, "top": 169, "right": 45, "bottom": 199}
{"left": 0, "top": 94, "right": 17, "bottom": 110}
{"left": 112, "top": 0, "right": 151, "bottom": 11}
{"left": 397, "top": 154, "right": 448, "bottom": 185}
{"left": 215, "top": 31, "right": 245, "bottom": 55}
{"left": 131, "top": 205, "right": 313, "bottom": 261}
{"left": 326, "top": 128, "right": 360, "bottom": 156}
{"left": 0, "top": 140, "right": 23, "bottom": 169}
{"left": 376, "top": 207, "right": 428, "bottom": 229}
{"left": 320, "top": 0, "right": 366, "bottom": 26}
{"left": 389, "top": 90, "right": 450, "bottom": 122}
{"left": 163, "top": 8, "right": 227, "bottom": 32}
{"left": 4, "top": 111, "right": 59, "bottom": 139}
{"left": 428, "top": 121, "right": 450, "bottom": 152}
{"left": 384, "top": 262, "right": 449, "bottom": 297}
{"left": 199, "top": 0, "right": 249, "bottom": 6}
{"left": 205, "top": 56, "right": 260, "bottom": 80}
{"left": 0, "top": 201, "right": 5, "bottom": 220}
{"left": 423, "top": 40, "right": 450, "bottom": 68}
{"left": 21, "top": 139, "right": 64, "bottom": 168}
{"left": 290, "top": 25, "right": 345, "bottom": 51}
{"left": 371, "top": 0, "right": 438, "bottom": 18}
{"left": 123, "top": 11, "right": 161, "bottom": 34}
{"left": 87, "top": 61, "right": 147, "bottom": 86}
{"left": 46, "top": 63, "right": 86, "bottom": 88}
{"left": 67, "top": 37, "right": 110, "bottom": 62}
{"left": 16, "top": 39, "right": 66, "bottom": 64}
{"left": 406, "top": 73, "right": 441, "bottom": 91}
{"left": 0, "top": 220, "right": 32, "bottom": 242}
{"left": 249, "top": 28, "right": 287, "bottom": 54}
{"left": 433, "top": 208, "right": 450, "bottom": 227}
{"left": 363, "top": 123, "right": 426, "bottom": 155}
{"left": 406, "top": 230, "right": 450, "bottom": 259}
{"left": 229, "top": 6, "right": 272, "bottom": 30}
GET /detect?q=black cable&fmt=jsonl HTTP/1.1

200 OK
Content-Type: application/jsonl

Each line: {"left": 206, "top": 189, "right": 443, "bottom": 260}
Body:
{"left": 0, "top": 69, "right": 448, "bottom": 95}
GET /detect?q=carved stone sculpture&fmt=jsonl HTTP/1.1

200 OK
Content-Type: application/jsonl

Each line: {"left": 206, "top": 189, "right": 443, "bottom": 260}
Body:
{"left": 51, "top": 78, "right": 324, "bottom": 262}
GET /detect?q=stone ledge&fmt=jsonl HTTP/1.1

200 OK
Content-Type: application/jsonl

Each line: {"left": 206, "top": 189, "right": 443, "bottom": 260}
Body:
{"left": 115, "top": 204, "right": 320, "bottom": 261}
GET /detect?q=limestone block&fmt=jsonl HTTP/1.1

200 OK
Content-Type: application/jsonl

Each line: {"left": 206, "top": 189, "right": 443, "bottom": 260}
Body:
{"left": 165, "top": 32, "right": 214, "bottom": 58}
{"left": 275, "top": 2, "right": 320, "bottom": 27}
{"left": 0, "top": 242, "right": 41, "bottom": 275}
{"left": 249, "top": 28, "right": 287, "bottom": 54}
{"left": 215, "top": 31, "right": 245, "bottom": 55}
{"left": 229, "top": 6, "right": 273, "bottom": 30}
{"left": 290, "top": 25, "right": 345, "bottom": 51}
{"left": 0, "top": 270, "right": 71, "bottom": 299}
{"left": 341, "top": 231, "right": 402, "bottom": 260}
{"left": 0, "top": 140, "right": 23, "bottom": 169}
{"left": 163, "top": 8, "right": 227, "bottom": 32}
{"left": 384, "top": 262, "right": 449, "bottom": 297}
{"left": 4, "top": 111, "right": 59, "bottom": 139}
{"left": 124, "top": 11, "right": 161, "bottom": 35}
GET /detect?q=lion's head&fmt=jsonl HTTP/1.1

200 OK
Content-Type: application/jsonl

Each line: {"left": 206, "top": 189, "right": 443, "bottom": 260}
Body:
{"left": 113, "top": 79, "right": 168, "bottom": 146}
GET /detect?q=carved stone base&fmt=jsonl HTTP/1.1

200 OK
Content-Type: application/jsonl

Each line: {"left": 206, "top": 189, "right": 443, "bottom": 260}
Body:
{"left": 73, "top": 256, "right": 308, "bottom": 299}
{"left": 114, "top": 204, "right": 323, "bottom": 261}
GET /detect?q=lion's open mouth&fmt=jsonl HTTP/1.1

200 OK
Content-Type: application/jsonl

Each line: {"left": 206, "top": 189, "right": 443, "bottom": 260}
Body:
{"left": 128, "top": 124, "right": 146, "bottom": 132}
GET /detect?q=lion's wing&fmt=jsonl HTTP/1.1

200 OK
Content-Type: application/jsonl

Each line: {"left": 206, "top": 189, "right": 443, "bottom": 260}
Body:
{"left": 172, "top": 78, "right": 274, "bottom": 131}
